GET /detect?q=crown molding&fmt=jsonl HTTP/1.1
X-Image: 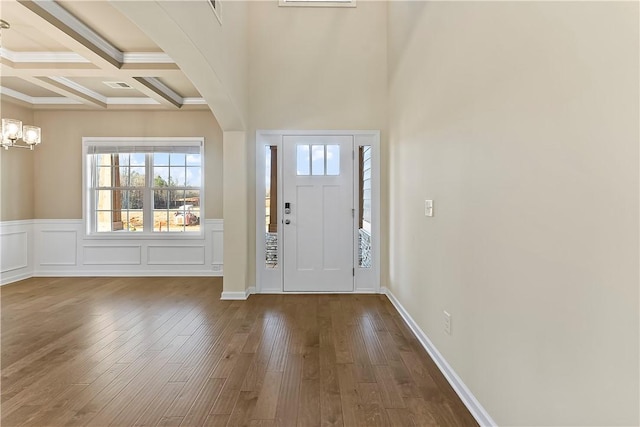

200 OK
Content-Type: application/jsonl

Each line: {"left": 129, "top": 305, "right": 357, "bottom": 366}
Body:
{"left": 48, "top": 76, "right": 108, "bottom": 104}
{"left": 1, "top": 86, "right": 206, "bottom": 107}
{"left": 1, "top": 48, "right": 175, "bottom": 65}
{"left": 0, "top": 86, "right": 33, "bottom": 103}
{"left": 183, "top": 98, "right": 208, "bottom": 105}
{"left": 34, "top": 97, "right": 83, "bottom": 105}
{"left": 106, "top": 97, "right": 160, "bottom": 105}
{"left": 123, "top": 52, "right": 175, "bottom": 64}
{"left": 0, "top": 48, "right": 90, "bottom": 63}
{"left": 0, "top": 86, "right": 82, "bottom": 105}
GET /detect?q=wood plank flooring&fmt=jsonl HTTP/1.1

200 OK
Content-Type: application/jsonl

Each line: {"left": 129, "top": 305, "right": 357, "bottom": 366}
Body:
{"left": 1, "top": 277, "right": 477, "bottom": 426}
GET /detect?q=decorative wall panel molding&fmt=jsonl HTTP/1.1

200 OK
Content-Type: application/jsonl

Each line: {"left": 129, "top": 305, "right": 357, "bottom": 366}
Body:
{"left": 0, "top": 221, "right": 33, "bottom": 285}
{"left": 0, "top": 231, "right": 28, "bottom": 272}
{"left": 147, "top": 245, "right": 205, "bottom": 265}
{"left": 83, "top": 245, "right": 142, "bottom": 265}
{"left": 39, "top": 230, "right": 78, "bottom": 266}
{"left": 0, "top": 219, "right": 223, "bottom": 285}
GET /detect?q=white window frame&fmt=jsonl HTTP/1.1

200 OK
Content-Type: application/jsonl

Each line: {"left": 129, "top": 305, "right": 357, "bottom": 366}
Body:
{"left": 278, "top": 0, "right": 356, "bottom": 7}
{"left": 82, "top": 137, "right": 205, "bottom": 240}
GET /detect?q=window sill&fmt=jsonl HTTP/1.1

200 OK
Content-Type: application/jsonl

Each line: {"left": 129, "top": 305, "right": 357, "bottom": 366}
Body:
{"left": 84, "top": 232, "right": 205, "bottom": 241}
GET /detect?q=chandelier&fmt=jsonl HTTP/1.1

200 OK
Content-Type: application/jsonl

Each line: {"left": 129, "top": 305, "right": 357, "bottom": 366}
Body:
{"left": 0, "top": 19, "right": 42, "bottom": 150}
{"left": 1, "top": 119, "right": 42, "bottom": 150}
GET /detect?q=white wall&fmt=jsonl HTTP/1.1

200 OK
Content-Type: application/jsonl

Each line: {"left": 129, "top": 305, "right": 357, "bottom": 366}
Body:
{"left": 155, "top": 0, "right": 249, "bottom": 129}
{"left": 112, "top": 0, "right": 249, "bottom": 131}
{"left": 248, "top": 0, "right": 389, "bottom": 289}
{"left": 388, "top": 1, "right": 639, "bottom": 425}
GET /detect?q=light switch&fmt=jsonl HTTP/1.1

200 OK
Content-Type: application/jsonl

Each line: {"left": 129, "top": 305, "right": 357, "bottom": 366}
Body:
{"left": 425, "top": 200, "right": 434, "bottom": 217}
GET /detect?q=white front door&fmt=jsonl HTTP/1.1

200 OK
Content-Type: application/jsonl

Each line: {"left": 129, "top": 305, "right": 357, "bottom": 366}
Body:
{"left": 282, "top": 135, "right": 354, "bottom": 292}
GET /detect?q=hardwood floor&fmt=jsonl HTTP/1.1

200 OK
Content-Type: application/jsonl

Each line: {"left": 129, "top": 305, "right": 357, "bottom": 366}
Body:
{"left": 1, "top": 277, "right": 477, "bottom": 426}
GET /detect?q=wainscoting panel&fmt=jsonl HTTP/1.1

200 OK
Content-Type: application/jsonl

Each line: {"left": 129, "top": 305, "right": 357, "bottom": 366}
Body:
{"left": 0, "top": 221, "right": 33, "bottom": 285}
{"left": 39, "top": 230, "right": 77, "bottom": 266}
{"left": 0, "top": 232, "right": 28, "bottom": 272}
{"left": 83, "top": 245, "right": 142, "bottom": 265}
{"left": 0, "top": 219, "right": 224, "bottom": 284}
{"left": 211, "top": 219, "right": 224, "bottom": 273}
{"left": 147, "top": 245, "right": 205, "bottom": 265}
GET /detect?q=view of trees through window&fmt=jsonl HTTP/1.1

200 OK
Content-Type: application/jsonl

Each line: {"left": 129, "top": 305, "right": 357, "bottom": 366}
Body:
{"left": 91, "top": 150, "right": 202, "bottom": 234}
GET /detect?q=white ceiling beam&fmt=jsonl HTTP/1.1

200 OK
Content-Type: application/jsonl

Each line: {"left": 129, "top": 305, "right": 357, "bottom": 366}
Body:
{"left": 1, "top": 84, "right": 207, "bottom": 109}
{"left": 0, "top": 86, "right": 83, "bottom": 106}
{"left": 47, "top": 76, "right": 107, "bottom": 103}
{"left": 127, "top": 76, "right": 183, "bottom": 109}
{"left": 0, "top": 48, "right": 176, "bottom": 67}
{"left": 0, "top": 48, "right": 90, "bottom": 64}
{"left": 1, "top": 0, "right": 208, "bottom": 111}
{"left": 0, "top": 63, "right": 183, "bottom": 79}
{"left": 21, "top": 75, "right": 107, "bottom": 108}
{"left": 16, "top": 0, "right": 121, "bottom": 70}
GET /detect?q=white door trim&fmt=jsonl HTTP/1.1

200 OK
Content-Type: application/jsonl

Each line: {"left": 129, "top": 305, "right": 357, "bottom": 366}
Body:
{"left": 255, "top": 130, "right": 380, "bottom": 294}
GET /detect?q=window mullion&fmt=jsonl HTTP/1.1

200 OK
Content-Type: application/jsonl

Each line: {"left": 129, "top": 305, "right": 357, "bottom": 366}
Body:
{"left": 91, "top": 155, "right": 97, "bottom": 233}
{"left": 144, "top": 153, "right": 153, "bottom": 233}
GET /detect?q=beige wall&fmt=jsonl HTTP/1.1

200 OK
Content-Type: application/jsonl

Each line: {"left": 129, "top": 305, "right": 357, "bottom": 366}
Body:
{"left": 388, "top": 2, "right": 639, "bottom": 425}
{"left": 0, "top": 101, "right": 35, "bottom": 221}
{"left": 223, "top": 131, "right": 249, "bottom": 294}
{"left": 31, "top": 109, "right": 223, "bottom": 219}
{"left": 248, "top": 0, "right": 389, "bottom": 287}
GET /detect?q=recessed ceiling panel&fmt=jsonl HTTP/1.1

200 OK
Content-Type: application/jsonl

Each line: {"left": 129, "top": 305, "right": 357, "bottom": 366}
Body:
{"left": 158, "top": 75, "right": 202, "bottom": 98}
{"left": 0, "top": 1, "right": 207, "bottom": 111}
{"left": 57, "top": 1, "right": 163, "bottom": 52}
{"left": 67, "top": 77, "right": 147, "bottom": 98}
{"left": 0, "top": 2, "right": 71, "bottom": 52}
{"left": 1, "top": 76, "right": 62, "bottom": 98}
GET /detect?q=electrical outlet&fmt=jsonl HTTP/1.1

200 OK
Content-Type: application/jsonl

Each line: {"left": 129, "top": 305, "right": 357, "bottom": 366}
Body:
{"left": 443, "top": 310, "right": 451, "bottom": 335}
{"left": 425, "top": 200, "right": 434, "bottom": 217}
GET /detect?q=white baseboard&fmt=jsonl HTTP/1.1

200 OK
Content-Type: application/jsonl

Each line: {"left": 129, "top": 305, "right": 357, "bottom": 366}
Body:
{"left": 381, "top": 287, "right": 497, "bottom": 427}
{"left": 220, "top": 291, "right": 249, "bottom": 300}
{"left": 253, "top": 288, "right": 381, "bottom": 294}
{"left": 221, "top": 286, "right": 256, "bottom": 300}
{"left": 0, "top": 271, "right": 33, "bottom": 286}
{"left": 34, "top": 270, "right": 223, "bottom": 278}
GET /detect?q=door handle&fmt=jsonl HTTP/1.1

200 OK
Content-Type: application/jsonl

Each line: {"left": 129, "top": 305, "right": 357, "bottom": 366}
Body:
{"left": 285, "top": 219, "right": 291, "bottom": 225}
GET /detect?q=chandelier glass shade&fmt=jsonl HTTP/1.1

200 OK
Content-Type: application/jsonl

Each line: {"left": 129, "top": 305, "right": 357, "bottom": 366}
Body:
{"left": 1, "top": 118, "right": 42, "bottom": 150}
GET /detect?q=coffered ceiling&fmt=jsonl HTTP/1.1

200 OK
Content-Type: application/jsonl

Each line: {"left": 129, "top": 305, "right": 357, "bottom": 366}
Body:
{"left": 0, "top": 0, "right": 207, "bottom": 110}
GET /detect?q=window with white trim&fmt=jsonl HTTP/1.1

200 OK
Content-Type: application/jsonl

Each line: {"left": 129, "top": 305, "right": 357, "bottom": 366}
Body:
{"left": 83, "top": 138, "right": 204, "bottom": 236}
